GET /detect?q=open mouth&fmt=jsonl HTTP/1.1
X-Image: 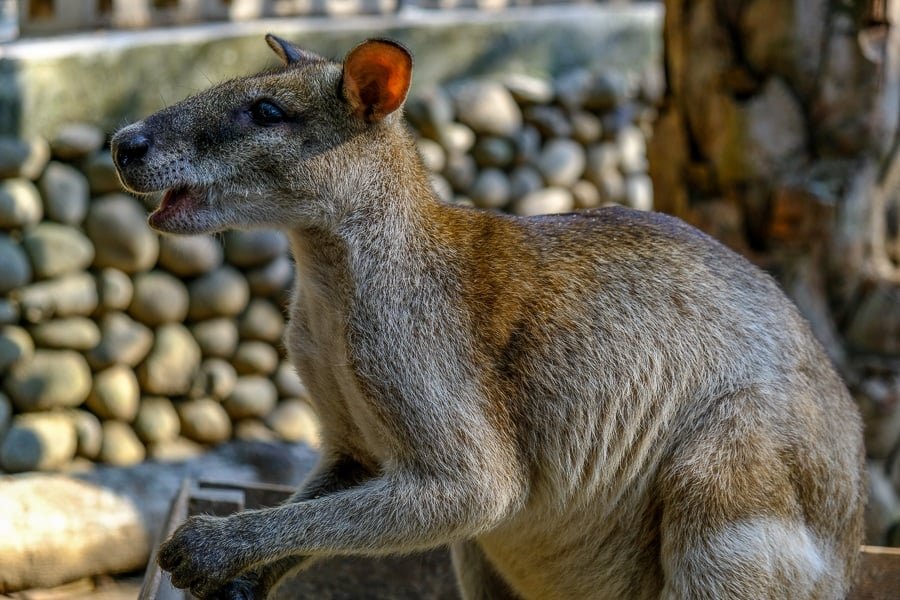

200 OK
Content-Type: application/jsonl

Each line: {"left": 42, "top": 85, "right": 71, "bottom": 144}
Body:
{"left": 148, "top": 185, "right": 204, "bottom": 230}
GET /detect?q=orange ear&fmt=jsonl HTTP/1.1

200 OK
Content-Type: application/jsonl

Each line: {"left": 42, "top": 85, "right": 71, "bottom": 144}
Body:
{"left": 342, "top": 39, "right": 413, "bottom": 122}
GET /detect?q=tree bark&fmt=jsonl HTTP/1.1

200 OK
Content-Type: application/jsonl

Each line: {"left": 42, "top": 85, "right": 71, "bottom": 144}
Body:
{"left": 650, "top": 0, "right": 900, "bottom": 379}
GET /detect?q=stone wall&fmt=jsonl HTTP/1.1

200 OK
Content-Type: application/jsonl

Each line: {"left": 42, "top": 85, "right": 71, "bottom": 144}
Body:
{"left": 0, "top": 65, "right": 658, "bottom": 474}
{"left": 411, "top": 69, "right": 658, "bottom": 213}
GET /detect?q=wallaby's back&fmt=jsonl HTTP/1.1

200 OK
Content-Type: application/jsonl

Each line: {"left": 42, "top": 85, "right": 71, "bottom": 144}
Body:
{"left": 430, "top": 204, "right": 865, "bottom": 598}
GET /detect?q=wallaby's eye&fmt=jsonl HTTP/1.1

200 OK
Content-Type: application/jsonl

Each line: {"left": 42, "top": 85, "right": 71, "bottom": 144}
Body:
{"left": 249, "top": 100, "right": 287, "bottom": 125}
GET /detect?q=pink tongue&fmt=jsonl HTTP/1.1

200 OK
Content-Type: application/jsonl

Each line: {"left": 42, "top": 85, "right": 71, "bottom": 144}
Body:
{"left": 149, "top": 188, "right": 187, "bottom": 228}
{"left": 161, "top": 188, "right": 182, "bottom": 210}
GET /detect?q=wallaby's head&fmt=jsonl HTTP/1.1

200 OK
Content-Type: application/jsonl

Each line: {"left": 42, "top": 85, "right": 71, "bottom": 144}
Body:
{"left": 112, "top": 35, "right": 415, "bottom": 234}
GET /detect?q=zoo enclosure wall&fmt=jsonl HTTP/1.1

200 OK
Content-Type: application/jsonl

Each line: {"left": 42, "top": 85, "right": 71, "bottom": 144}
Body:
{"left": 1, "top": 0, "right": 655, "bottom": 41}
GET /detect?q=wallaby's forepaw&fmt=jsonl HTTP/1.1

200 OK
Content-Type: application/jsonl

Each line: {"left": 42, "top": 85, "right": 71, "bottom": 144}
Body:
{"left": 158, "top": 514, "right": 251, "bottom": 598}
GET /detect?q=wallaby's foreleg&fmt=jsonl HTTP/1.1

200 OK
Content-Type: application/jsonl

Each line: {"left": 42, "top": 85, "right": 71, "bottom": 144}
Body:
{"left": 159, "top": 466, "right": 522, "bottom": 598}
{"left": 451, "top": 540, "right": 521, "bottom": 600}
{"left": 197, "top": 453, "right": 374, "bottom": 599}
{"left": 284, "top": 452, "right": 376, "bottom": 505}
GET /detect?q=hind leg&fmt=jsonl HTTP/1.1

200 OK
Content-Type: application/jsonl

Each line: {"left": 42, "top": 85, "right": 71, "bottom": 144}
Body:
{"left": 661, "top": 517, "right": 840, "bottom": 599}
{"left": 451, "top": 540, "right": 520, "bottom": 600}
{"left": 659, "top": 391, "right": 849, "bottom": 599}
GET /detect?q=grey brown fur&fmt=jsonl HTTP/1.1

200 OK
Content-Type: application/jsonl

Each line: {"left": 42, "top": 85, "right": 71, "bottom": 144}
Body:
{"left": 112, "top": 35, "right": 866, "bottom": 599}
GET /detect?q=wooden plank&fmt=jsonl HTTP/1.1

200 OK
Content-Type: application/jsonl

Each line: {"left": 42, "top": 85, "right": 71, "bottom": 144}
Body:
{"left": 848, "top": 545, "right": 900, "bottom": 600}
{"left": 188, "top": 488, "right": 246, "bottom": 517}
{"left": 138, "top": 479, "right": 192, "bottom": 600}
{"left": 140, "top": 482, "right": 247, "bottom": 600}
{"left": 197, "top": 479, "right": 294, "bottom": 509}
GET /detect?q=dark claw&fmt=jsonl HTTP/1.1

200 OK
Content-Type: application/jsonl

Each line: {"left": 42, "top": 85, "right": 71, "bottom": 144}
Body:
{"left": 157, "top": 539, "right": 181, "bottom": 572}
{"left": 170, "top": 567, "right": 202, "bottom": 592}
{"left": 205, "top": 577, "right": 261, "bottom": 600}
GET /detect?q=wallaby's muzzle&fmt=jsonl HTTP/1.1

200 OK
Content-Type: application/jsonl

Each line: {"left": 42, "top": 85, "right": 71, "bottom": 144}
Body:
{"left": 111, "top": 119, "right": 215, "bottom": 234}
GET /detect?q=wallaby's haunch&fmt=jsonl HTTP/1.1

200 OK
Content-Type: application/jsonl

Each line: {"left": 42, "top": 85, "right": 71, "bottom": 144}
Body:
{"left": 112, "top": 36, "right": 866, "bottom": 599}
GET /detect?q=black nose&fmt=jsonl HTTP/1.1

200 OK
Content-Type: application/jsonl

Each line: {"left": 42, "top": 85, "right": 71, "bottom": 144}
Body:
{"left": 113, "top": 133, "right": 151, "bottom": 169}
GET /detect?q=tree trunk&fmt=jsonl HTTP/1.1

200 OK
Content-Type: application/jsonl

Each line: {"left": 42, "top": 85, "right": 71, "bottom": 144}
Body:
{"left": 650, "top": 0, "right": 899, "bottom": 374}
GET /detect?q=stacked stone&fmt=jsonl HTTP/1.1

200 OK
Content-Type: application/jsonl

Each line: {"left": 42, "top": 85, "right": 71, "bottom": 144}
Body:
{"left": 0, "top": 125, "right": 319, "bottom": 473}
{"left": 406, "top": 69, "right": 657, "bottom": 215}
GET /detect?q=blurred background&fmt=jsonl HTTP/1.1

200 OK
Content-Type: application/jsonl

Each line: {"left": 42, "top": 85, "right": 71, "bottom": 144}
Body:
{"left": 0, "top": 0, "right": 898, "bottom": 597}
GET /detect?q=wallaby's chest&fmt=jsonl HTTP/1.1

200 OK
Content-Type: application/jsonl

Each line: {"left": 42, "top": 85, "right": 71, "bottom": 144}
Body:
{"left": 284, "top": 276, "right": 395, "bottom": 465}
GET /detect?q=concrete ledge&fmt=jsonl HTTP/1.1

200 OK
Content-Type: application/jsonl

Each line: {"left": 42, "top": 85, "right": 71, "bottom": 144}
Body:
{"left": 0, "top": 4, "right": 661, "bottom": 138}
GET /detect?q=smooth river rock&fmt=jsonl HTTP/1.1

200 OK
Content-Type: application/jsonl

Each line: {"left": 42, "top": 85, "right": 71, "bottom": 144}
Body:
{"left": 0, "top": 178, "right": 43, "bottom": 230}
{"left": 536, "top": 138, "right": 586, "bottom": 187}
{"left": 98, "top": 421, "right": 145, "bottom": 467}
{"left": 129, "top": 271, "right": 190, "bottom": 326}
{"left": 266, "top": 399, "right": 320, "bottom": 446}
{"left": 137, "top": 323, "right": 201, "bottom": 396}
{"left": 86, "top": 365, "right": 141, "bottom": 422}
{"left": 224, "top": 376, "right": 278, "bottom": 420}
{"left": 452, "top": 81, "right": 522, "bottom": 138}
{"left": 86, "top": 312, "right": 153, "bottom": 370}
{"left": 65, "top": 409, "right": 103, "bottom": 460}
{"left": 246, "top": 255, "right": 294, "bottom": 298}
{"left": 158, "top": 234, "right": 224, "bottom": 277}
{"left": 38, "top": 161, "right": 90, "bottom": 225}
{"left": 0, "top": 234, "right": 32, "bottom": 294}
{"left": 238, "top": 298, "right": 285, "bottom": 344}
{"left": 188, "top": 267, "right": 250, "bottom": 321}
{"left": 0, "top": 392, "right": 11, "bottom": 434}
{"left": 50, "top": 123, "right": 105, "bottom": 161}
{"left": 224, "top": 230, "right": 289, "bottom": 269}
{"left": 133, "top": 396, "right": 181, "bottom": 444}
{"left": 0, "top": 136, "right": 48, "bottom": 180}
{"left": 178, "top": 398, "right": 232, "bottom": 444}
{"left": 0, "top": 413, "right": 77, "bottom": 472}
{"left": 28, "top": 317, "right": 101, "bottom": 351}
{"left": 22, "top": 223, "right": 95, "bottom": 280}
{"left": 511, "top": 187, "right": 575, "bottom": 217}
{"left": 189, "top": 358, "right": 238, "bottom": 401}
{"left": 85, "top": 194, "right": 158, "bottom": 273}
{"left": 190, "top": 318, "right": 240, "bottom": 359}
{"left": 12, "top": 272, "right": 99, "bottom": 323}
{"left": 4, "top": 349, "right": 92, "bottom": 412}
{"left": 0, "top": 326, "right": 34, "bottom": 374}
{"left": 273, "top": 361, "right": 309, "bottom": 400}
{"left": 95, "top": 268, "right": 134, "bottom": 313}
{"left": 232, "top": 341, "right": 280, "bottom": 376}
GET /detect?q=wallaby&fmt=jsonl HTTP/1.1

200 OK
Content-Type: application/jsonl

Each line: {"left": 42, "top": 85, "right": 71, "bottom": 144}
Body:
{"left": 112, "top": 35, "right": 866, "bottom": 600}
